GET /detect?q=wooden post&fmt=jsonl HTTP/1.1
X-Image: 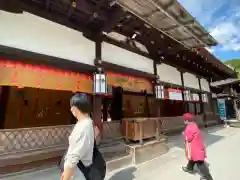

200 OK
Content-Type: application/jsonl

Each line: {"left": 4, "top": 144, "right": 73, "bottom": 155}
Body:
{"left": 153, "top": 60, "right": 162, "bottom": 138}
{"left": 139, "top": 122, "right": 143, "bottom": 145}
{"left": 180, "top": 70, "right": 187, "bottom": 113}
{"left": 155, "top": 118, "right": 160, "bottom": 141}
{"left": 93, "top": 31, "right": 104, "bottom": 138}
{"left": 208, "top": 80, "right": 215, "bottom": 121}
{"left": 92, "top": 95, "right": 103, "bottom": 138}
{"left": 198, "top": 77, "right": 206, "bottom": 127}
{"left": 231, "top": 86, "right": 239, "bottom": 120}
{"left": 0, "top": 86, "right": 10, "bottom": 129}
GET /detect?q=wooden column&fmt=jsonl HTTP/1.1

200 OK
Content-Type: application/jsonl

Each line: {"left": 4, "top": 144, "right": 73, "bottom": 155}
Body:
{"left": 153, "top": 61, "right": 161, "bottom": 139}
{"left": 153, "top": 61, "right": 161, "bottom": 117}
{"left": 0, "top": 86, "right": 10, "bottom": 129}
{"left": 208, "top": 80, "right": 216, "bottom": 119}
{"left": 180, "top": 70, "right": 188, "bottom": 113}
{"left": 230, "top": 86, "right": 239, "bottom": 120}
{"left": 93, "top": 32, "right": 103, "bottom": 138}
{"left": 198, "top": 77, "right": 206, "bottom": 126}
{"left": 92, "top": 95, "right": 103, "bottom": 137}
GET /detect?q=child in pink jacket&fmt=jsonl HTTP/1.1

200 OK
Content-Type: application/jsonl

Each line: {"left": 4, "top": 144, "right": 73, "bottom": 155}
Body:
{"left": 182, "top": 113, "right": 213, "bottom": 180}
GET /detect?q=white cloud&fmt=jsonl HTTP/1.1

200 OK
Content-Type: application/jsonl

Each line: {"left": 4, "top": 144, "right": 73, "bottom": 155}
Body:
{"left": 178, "top": 0, "right": 240, "bottom": 52}
{"left": 178, "top": 0, "right": 227, "bottom": 26}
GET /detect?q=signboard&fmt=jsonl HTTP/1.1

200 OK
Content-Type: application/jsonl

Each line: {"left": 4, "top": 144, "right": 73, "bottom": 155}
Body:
{"left": 217, "top": 99, "right": 226, "bottom": 121}
{"left": 107, "top": 72, "right": 152, "bottom": 93}
{"left": 168, "top": 88, "right": 183, "bottom": 101}
{"left": 0, "top": 60, "right": 92, "bottom": 93}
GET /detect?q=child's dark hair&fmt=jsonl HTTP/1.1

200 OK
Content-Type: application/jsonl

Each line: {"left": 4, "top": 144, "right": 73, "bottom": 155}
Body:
{"left": 70, "top": 93, "right": 91, "bottom": 114}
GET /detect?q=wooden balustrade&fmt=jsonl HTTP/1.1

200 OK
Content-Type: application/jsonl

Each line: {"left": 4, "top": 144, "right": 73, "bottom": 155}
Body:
{"left": 0, "top": 125, "right": 73, "bottom": 155}
{"left": 0, "top": 115, "right": 210, "bottom": 155}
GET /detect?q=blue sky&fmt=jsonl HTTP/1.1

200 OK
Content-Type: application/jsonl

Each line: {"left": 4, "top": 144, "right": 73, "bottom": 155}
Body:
{"left": 178, "top": 0, "right": 240, "bottom": 61}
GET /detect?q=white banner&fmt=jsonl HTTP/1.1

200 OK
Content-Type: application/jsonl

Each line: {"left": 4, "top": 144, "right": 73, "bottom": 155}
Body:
{"left": 168, "top": 88, "right": 183, "bottom": 101}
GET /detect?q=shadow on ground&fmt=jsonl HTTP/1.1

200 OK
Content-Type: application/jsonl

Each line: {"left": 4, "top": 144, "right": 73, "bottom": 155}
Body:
{"left": 167, "top": 126, "right": 225, "bottom": 150}
{"left": 108, "top": 167, "right": 137, "bottom": 180}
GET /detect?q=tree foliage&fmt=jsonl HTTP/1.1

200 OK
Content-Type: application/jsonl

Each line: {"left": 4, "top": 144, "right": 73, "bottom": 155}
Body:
{"left": 224, "top": 59, "right": 240, "bottom": 78}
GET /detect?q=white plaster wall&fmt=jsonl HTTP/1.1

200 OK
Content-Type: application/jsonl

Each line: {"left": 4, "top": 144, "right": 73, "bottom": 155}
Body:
{"left": 157, "top": 63, "right": 182, "bottom": 85}
{"left": 0, "top": 11, "right": 95, "bottom": 65}
{"left": 200, "top": 78, "right": 210, "bottom": 92}
{"left": 183, "top": 72, "right": 200, "bottom": 89}
{"left": 102, "top": 42, "right": 154, "bottom": 74}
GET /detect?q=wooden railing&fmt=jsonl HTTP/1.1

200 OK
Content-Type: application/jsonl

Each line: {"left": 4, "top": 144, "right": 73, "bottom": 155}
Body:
{"left": 0, "top": 125, "right": 73, "bottom": 155}
{"left": 0, "top": 115, "right": 217, "bottom": 155}
{"left": 161, "top": 115, "right": 205, "bottom": 131}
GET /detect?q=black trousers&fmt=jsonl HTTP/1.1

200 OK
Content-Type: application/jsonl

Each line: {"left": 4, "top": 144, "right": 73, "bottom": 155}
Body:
{"left": 187, "top": 160, "right": 213, "bottom": 180}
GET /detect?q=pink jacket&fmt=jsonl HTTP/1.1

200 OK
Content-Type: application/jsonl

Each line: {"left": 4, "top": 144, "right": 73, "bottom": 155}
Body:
{"left": 184, "top": 122, "right": 206, "bottom": 161}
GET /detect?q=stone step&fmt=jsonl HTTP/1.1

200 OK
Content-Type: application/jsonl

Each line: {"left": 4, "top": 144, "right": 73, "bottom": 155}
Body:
{"left": 0, "top": 136, "right": 169, "bottom": 175}
{"left": 106, "top": 153, "right": 133, "bottom": 172}
{"left": 228, "top": 120, "right": 240, "bottom": 128}
{"left": 99, "top": 138, "right": 124, "bottom": 148}
{"left": 0, "top": 148, "right": 63, "bottom": 176}
{"left": 126, "top": 138, "right": 169, "bottom": 165}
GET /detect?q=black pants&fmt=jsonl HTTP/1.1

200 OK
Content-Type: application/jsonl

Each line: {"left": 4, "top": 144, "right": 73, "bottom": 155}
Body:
{"left": 187, "top": 160, "right": 213, "bottom": 180}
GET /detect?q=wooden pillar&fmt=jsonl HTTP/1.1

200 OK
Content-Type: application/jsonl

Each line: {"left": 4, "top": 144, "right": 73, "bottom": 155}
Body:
{"left": 230, "top": 86, "right": 239, "bottom": 120}
{"left": 0, "top": 86, "right": 10, "bottom": 129}
{"left": 198, "top": 77, "right": 206, "bottom": 126}
{"left": 208, "top": 80, "right": 215, "bottom": 119}
{"left": 153, "top": 61, "right": 161, "bottom": 139}
{"left": 144, "top": 90, "right": 150, "bottom": 117}
{"left": 180, "top": 70, "right": 187, "bottom": 113}
{"left": 92, "top": 95, "right": 103, "bottom": 137}
{"left": 153, "top": 61, "right": 161, "bottom": 117}
{"left": 93, "top": 32, "right": 103, "bottom": 138}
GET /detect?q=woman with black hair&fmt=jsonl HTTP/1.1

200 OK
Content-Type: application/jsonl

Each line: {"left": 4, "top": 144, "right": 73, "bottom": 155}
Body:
{"left": 60, "top": 93, "right": 105, "bottom": 180}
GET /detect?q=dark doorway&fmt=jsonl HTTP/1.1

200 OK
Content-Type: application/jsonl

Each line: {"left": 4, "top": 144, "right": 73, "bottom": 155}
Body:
{"left": 110, "top": 87, "right": 123, "bottom": 122}
{"left": 225, "top": 99, "right": 236, "bottom": 119}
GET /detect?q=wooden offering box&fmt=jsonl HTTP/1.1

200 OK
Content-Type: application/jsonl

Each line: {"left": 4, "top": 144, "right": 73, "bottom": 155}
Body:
{"left": 123, "top": 117, "right": 161, "bottom": 144}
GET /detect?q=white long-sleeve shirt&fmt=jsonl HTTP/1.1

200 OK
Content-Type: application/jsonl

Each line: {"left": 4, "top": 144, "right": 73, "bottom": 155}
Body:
{"left": 64, "top": 117, "right": 94, "bottom": 169}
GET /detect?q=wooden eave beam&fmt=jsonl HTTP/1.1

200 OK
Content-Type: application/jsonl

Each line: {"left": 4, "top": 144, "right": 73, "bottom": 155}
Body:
{"left": 162, "top": 19, "right": 195, "bottom": 32}
{"left": 178, "top": 33, "right": 209, "bottom": 42}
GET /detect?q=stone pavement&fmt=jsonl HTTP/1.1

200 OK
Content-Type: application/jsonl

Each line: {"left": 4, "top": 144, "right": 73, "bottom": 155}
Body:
{"left": 2, "top": 126, "right": 240, "bottom": 180}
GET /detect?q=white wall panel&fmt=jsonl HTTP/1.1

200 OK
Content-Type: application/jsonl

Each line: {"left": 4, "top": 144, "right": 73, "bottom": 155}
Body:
{"left": 0, "top": 11, "right": 95, "bottom": 65}
{"left": 200, "top": 78, "right": 210, "bottom": 92}
{"left": 183, "top": 73, "right": 200, "bottom": 89}
{"left": 157, "top": 63, "right": 182, "bottom": 85}
{"left": 102, "top": 42, "right": 154, "bottom": 74}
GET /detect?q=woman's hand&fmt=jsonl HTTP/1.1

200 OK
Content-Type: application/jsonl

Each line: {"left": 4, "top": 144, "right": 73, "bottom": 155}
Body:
{"left": 60, "top": 167, "right": 75, "bottom": 180}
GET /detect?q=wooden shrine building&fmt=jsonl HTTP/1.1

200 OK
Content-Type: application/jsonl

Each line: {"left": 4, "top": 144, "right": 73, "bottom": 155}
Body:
{"left": 0, "top": 0, "right": 237, "bottom": 175}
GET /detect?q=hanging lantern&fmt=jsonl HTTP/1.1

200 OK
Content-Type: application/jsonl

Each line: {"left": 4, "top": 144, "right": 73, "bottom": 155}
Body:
{"left": 93, "top": 70, "right": 107, "bottom": 94}
{"left": 184, "top": 90, "right": 191, "bottom": 101}
{"left": 72, "top": 0, "right": 76, "bottom": 8}
{"left": 202, "top": 93, "right": 208, "bottom": 102}
{"left": 155, "top": 84, "right": 164, "bottom": 99}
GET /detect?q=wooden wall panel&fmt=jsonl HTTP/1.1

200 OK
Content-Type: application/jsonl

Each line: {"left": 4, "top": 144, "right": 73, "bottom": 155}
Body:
{"left": 4, "top": 87, "right": 73, "bottom": 129}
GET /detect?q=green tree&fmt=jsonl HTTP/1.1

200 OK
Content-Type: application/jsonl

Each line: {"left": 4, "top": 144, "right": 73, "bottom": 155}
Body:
{"left": 224, "top": 59, "right": 240, "bottom": 78}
